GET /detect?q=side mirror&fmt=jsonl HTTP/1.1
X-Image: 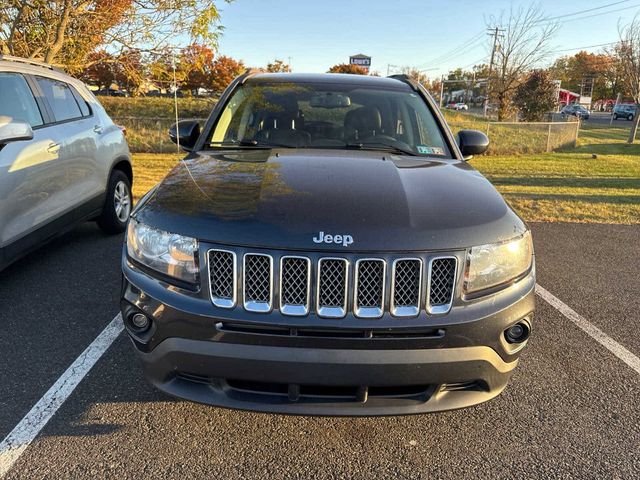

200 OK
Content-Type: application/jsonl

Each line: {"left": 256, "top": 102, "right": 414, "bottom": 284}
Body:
{"left": 169, "top": 120, "right": 201, "bottom": 151}
{"left": 0, "top": 118, "right": 34, "bottom": 145}
{"left": 457, "top": 129, "right": 489, "bottom": 159}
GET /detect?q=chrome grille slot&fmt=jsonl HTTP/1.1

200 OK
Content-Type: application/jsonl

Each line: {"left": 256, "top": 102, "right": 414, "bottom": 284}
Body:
{"left": 427, "top": 257, "right": 457, "bottom": 314}
{"left": 280, "top": 256, "right": 311, "bottom": 316}
{"left": 208, "top": 249, "right": 236, "bottom": 308}
{"left": 317, "top": 258, "right": 348, "bottom": 318}
{"left": 391, "top": 259, "right": 422, "bottom": 317}
{"left": 243, "top": 254, "right": 273, "bottom": 312}
{"left": 354, "top": 259, "right": 385, "bottom": 318}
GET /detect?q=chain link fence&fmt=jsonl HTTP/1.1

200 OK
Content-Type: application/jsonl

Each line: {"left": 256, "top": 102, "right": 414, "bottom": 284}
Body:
{"left": 115, "top": 115, "right": 581, "bottom": 155}
{"left": 446, "top": 117, "right": 580, "bottom": 155}
{"left": 112, "top": 117, "right": 207, "bottom": 153}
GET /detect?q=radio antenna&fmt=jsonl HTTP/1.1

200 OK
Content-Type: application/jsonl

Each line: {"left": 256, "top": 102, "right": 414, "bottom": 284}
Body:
{"left": 171, "top": 54, "right": 180, "bottom": 151}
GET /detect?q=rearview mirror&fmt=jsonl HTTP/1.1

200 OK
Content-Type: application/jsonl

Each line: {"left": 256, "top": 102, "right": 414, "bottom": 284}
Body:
{"left": 0, "top": 117, "right": 34, "bottom": 145}
{"left": 310, "top": 92, "right": 351, "bottom": 108}
{"left": 457, "top": 129, "right": 489, "bottom": 159}
{"left": 169, "top": 120, "right": 201, "bottom": 151}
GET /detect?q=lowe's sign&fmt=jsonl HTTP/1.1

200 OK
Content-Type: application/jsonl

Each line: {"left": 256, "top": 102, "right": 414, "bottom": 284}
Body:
{"left": 349, "top": 54, "right": 371, "bottom": 69}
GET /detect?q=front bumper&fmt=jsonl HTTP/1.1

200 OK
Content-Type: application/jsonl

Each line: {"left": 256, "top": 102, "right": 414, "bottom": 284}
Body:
{"left": 121, "top": 254, "right": 535, "bottom": 416}
{"left": 138, "top": 338, "right": 517, "bottom": 415}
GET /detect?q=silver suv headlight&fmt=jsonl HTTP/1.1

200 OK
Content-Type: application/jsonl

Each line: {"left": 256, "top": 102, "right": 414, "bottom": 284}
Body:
{"left": 464, "top": 231, "right": 533, "bottom": 295}
{"left": 127, "top": 218, "right": 199, "bottom": 283}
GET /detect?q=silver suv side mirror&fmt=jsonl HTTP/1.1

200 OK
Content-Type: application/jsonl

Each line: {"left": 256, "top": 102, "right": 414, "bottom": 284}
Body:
{"left": 0, "top": 117, "right": 34, "bottom": 145}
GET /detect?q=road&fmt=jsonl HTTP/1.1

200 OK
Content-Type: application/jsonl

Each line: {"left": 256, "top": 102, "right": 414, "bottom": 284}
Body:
{"left": 585, "top": 111, "right": 635, "bottom": 126}
{"left": 0, "top": 222, "right": 639, "bottom": 479}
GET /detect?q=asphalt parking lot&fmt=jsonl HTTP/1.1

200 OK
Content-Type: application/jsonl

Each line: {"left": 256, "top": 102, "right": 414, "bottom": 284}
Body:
{"left": 1, "top": 221, "right": 639, "bottom": 479}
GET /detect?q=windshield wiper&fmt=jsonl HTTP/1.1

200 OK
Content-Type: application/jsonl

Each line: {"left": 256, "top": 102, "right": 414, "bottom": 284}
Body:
{"left": 207, "top": 139, "right": 270, "bottom": 148}
{"left": 345, "top": 141, "right": 418, "bottom": 156}
{"left": 207, "top": 139, "right": 299, "bottom": 149}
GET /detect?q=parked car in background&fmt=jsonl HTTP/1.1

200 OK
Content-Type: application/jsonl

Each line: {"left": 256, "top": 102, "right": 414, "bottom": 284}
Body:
{"left": 561, "top": 104, "right": 590, "bottom": 120}
{"left": 612, "top": 104, "right": 636, "bottom": 121}
{"left": 121, "top": 72, "right": 535, "bottom": 416}
{"left": 94, "top": 88, "right": 129, "bottom": 97}
{"left": 0, "top": 55, "right": 132, "bottom": 271}
{"left": 445, "top": 102, "right": 468, "bottom": 111}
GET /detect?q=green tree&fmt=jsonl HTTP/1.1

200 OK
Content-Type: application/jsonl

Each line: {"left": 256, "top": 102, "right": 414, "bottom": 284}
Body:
{"left": 549, "top": 51, "right": 618, "bottom": 100}
{"left": 514, "top": 70, "right": 558, "bottom": 121}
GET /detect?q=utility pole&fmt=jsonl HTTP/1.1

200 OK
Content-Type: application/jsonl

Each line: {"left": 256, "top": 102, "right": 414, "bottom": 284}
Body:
{"left": 439, "top": 74, "right": 445, "bottom": 108}
{"left": 484, "top": 26, "right": 504, "bottom": 117}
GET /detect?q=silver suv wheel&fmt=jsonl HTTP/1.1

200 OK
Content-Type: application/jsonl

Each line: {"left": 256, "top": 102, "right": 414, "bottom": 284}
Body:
{"left": 114, "top": 180, "right": 131, "bottom": 222}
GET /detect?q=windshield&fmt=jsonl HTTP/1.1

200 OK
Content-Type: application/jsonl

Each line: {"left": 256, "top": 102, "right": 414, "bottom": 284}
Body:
{"left": 208, "top": 82, "right": 451, "bottom": 157}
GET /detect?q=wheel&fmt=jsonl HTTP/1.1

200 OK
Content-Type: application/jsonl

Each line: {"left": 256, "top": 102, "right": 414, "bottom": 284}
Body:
{"left": 613, "top": 114, "right": 618, "bottom": 120}
{"left": 97, "top": 170, "right": 132, "bottom": 234}
{"left": 630, "top": 114, "right": 635, "bottom": 121}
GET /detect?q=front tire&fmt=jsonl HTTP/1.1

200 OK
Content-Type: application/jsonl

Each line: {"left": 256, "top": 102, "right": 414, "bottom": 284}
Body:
{"left": 97, "top": 170, "right": 132, "bottom": 234}
{"left": 613, "top": 114, "right": 618, "bottom": 120}
{"left": 630, "top": 114, "right": 635, "bottom": 121}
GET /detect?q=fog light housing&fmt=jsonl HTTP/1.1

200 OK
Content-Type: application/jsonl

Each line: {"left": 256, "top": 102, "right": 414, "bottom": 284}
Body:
{"left": 505, "top": 322, "right": 530, "bottom": 344}
{"left": 131, "top": 313, "right": 150, "bottom": 330}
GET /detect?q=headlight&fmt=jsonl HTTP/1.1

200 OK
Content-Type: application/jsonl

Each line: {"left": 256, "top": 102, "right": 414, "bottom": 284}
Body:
{"left": 127, "top": 219, "right": 199, "bottom": 283}
{"left": 464, "top": 231, "right": 533, "bottom": 295}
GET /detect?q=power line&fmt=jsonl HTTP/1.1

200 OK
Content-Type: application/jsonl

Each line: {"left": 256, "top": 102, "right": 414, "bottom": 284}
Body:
{"left": 461, "top": 57, "right": 488, "bottom": 70}
{"left": 416, "top": 30, "right": 486, "bottom": 69}
{"left": 534, "top": 2, "right": 640, "bottom": 27}
{"left": 534, "top": 0, "right": 632, "bottom": 23}
{"left": 550, "top": 41, "right": 619, "bottom": 54}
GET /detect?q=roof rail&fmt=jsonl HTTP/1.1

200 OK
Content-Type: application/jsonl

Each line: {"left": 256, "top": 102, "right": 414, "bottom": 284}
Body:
{"left": 0, "top": 55, "right": 63, "bottom": 72}
{"left": 239, "top": 68, "right": 262, "bottom": 84}
{"left": 387, "top": 74, "right": 420, "bottom": 91}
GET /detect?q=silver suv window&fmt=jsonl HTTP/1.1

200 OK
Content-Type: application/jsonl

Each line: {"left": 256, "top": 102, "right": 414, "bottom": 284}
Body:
{"left": 0, "top": 72, "right": 44, "bottom": 127}
{"left": 35, "top": 76, "right": 83, "bottom": 122}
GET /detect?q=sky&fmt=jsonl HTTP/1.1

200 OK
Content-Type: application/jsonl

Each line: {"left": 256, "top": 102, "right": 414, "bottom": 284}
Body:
{"left": 215, "top": 0, "right": 640, "bottom": 76}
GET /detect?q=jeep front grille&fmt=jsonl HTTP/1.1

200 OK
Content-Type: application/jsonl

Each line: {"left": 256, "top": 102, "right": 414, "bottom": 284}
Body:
{"left": 243, "top": 254, "right": 273, "bottom": 312}
{"left": 207, "top": 250, "right": 457, "bottom": 318}
{"left": 317, "top": 258, "right": 348, "bottom": 318}
{"left": 208, "top": 249, "right": 236, "bottom": 308}
{"left": 427, "top": 257, "right": 457, "bottom": 314}
{"left": 280, "top": 256, "right": 311, "bottom": 316}
{"left": 391, "top": 259, "right": 422, "bottom": 317}
{"left": 354, "top": 259, "right": 385, "bottom": 318}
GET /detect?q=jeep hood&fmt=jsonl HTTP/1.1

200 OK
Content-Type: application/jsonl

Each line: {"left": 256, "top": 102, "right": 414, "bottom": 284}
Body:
{"left": 135, "top": 149, "right": 527, "bottom": 251}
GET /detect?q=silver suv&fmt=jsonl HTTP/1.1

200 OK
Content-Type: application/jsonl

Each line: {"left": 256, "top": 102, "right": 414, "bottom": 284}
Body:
{"left": 0, "top": 56, "right": 132, "bottom": 271}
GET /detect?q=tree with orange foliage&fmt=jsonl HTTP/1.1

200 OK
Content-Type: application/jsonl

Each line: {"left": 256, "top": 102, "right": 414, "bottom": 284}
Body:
{"left": 266, "top": 59, "right": 291, "bottom": 73}
{"left": 210, "top": 55, "right": 245, "bottom": 94}
{"left": 327, "top": 63, "right": 368, "bottom": 75}
{"left": 180, "top": 44, "right": 217, "bottom": 93}
{"left": 0, "top": 0, "right": 227, "bottom": 72}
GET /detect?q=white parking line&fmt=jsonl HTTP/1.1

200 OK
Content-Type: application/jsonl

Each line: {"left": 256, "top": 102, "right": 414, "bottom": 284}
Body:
{"left": 537, "top": 284, "right": 640, "bottom": 375}
{"left": 0, "top": 314, "right": 123, "bottom": 478}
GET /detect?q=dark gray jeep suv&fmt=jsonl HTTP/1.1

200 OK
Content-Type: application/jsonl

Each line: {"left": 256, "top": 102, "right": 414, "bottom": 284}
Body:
{"left": 121, "top": 72, "right": 535, "bottom": 415}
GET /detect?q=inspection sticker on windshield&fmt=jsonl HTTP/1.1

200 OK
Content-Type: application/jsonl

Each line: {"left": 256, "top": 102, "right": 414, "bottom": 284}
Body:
{"left": 417, "top": 145, "right": 444, "bottom": 155}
